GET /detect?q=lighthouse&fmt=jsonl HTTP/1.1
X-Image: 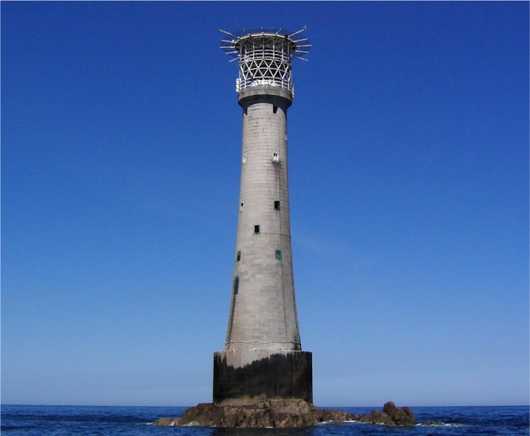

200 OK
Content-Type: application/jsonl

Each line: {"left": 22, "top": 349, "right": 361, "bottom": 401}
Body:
{"left": 213, "top": 28, "right": 313, "bottom": 404}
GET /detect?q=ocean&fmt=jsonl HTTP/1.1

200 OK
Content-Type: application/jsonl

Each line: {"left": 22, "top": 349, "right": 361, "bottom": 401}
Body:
{"left": 1, "top": 404, "right": 528, "bottom": 435}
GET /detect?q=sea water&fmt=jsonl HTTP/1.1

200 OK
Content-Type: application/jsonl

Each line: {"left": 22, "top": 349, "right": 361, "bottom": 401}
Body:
{"left": 1, "top": 404, "right": 528, "bottom": 435}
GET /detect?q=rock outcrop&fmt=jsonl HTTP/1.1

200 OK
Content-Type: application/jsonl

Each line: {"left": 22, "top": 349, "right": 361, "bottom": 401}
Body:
{"left": 154, "top": 399, "right": 415, "bottom": 428}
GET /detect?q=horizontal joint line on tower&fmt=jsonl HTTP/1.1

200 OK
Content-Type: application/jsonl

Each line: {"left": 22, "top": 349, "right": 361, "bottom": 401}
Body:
{"left": 252, "top": 232, "right": 291, "bottom": 237}
{"left": 227, "top": 341, "right": 300, "bottom": 345}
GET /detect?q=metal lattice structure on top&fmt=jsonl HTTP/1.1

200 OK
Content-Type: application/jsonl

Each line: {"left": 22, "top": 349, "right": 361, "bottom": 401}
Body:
{"left": 220, "top": 27, "right": 310, "bottom": 94}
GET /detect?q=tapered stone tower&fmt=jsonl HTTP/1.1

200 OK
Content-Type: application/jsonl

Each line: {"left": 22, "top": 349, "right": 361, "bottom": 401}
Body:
{"left": 213, "top": 28, "right": 312, "bottom": 404}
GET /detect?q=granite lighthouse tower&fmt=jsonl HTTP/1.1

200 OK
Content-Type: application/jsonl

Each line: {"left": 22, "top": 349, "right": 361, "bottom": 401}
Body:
{"left": 213, "top": 28, "right": 313, "bottom": 404}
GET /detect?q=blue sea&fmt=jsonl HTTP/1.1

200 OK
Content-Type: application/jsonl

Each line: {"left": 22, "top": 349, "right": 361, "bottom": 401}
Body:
{"left": 1, "top": 405, "right": 528, "bottom": 435}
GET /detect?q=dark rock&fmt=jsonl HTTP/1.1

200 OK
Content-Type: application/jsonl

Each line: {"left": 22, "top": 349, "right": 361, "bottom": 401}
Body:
{"left": 356, "top": 410, "right": 389, "bottom": 425}
{"left": 314, "top": 408, "right": 357, "bottom": 423}
{"left": 155, "top": 399, "right": 317, "bottom": 428}
{"left": 154, "top": 399, "right": 415, "bottom": 428}
{"left": 383, "top": 401, "right": 416, "bottom": 426}
{"left": 155, "top": 417, "right": 179, "bottom": 426}
{"left": 383, "top": 401, "right": 399, "bottom": 416}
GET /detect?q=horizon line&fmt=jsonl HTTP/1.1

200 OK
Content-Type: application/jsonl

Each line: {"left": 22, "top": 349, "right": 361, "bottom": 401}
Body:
{"left": 2, "top": 403, "right": 529, "bottom": 409}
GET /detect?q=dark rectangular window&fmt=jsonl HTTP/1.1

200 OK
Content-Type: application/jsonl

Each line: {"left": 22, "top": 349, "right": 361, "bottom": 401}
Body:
{"left": 274, "top": 201, "right": 280, "bottom": 210}
{"left": 236, "top": 251, "right": 241, "bottom": 262}
{"left": 275, "top": 250, "right": 283, "bottom": 261}
{"left": 233, "top": 276, "right": 239, "bottom": 294}
{"left": 254, "top": 225, "right": 260, "bottom": 234}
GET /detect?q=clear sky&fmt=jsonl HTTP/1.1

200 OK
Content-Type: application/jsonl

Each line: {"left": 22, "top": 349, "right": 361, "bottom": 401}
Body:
{"left": 2, "top": 2, "right": 528, "bottom": 407}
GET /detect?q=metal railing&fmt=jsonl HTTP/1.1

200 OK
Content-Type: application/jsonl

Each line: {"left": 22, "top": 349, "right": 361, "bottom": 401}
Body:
{"left": 236, "top": 77, "right": 293, "bottom": 92}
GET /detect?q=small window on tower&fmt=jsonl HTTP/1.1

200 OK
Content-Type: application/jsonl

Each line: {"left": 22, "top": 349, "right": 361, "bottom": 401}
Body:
{"left": 275, "top": 250, "right": 283, "bottom": 261}
{"left": 233, "top": 276, "right": 239, "bottom": 294}
{"left": 236, "top": 251, "right": 241, "bottom": 262}
{"left": 254, "top": 225, "right": 260, "bottom": 234}
{"left": 240, "top": 201, "right": 244, "bottom": 210}
{"left": 274, "top": 201, "right": 280, "bottom": 210}
{"left": 273, "top": 105, "right": 278, "bottom": 114}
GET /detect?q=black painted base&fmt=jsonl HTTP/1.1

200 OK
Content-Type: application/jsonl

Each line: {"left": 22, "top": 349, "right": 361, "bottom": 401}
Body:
{"left": 213, "top": 351, "right": 312, "bottom": 404}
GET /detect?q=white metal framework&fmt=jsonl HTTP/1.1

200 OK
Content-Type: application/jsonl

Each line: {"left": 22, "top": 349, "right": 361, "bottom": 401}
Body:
{"left": 220, "top": 28, "right": 310, "bottom": 93}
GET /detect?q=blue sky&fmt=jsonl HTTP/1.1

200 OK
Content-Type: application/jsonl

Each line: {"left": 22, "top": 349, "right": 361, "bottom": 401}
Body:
{"left": 2, "top": 2, "right": 528, "bottom": 407}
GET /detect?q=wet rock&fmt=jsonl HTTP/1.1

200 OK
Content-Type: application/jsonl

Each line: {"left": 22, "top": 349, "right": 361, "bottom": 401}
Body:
{"left": 353, "top": 402, "right": 415, "bottom": 426}
{"left": 154, "top": 417, "right": 179, "bottom": 426}
{"left": 358, "top": 409, "right": 395, "bottom": 426}
{"left": 314, "top": 408, "right": 357, "bottom": 423}
{"left": 154, "top": 399, "right": 415, "bottom": 428}
{"left": 383, "top": 401, "right": 416, "bottom": 426}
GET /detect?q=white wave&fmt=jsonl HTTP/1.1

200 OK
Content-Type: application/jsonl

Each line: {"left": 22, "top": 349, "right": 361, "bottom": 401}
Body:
{"left": 416, "top": 422, "right": 465, "bottom": 428}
